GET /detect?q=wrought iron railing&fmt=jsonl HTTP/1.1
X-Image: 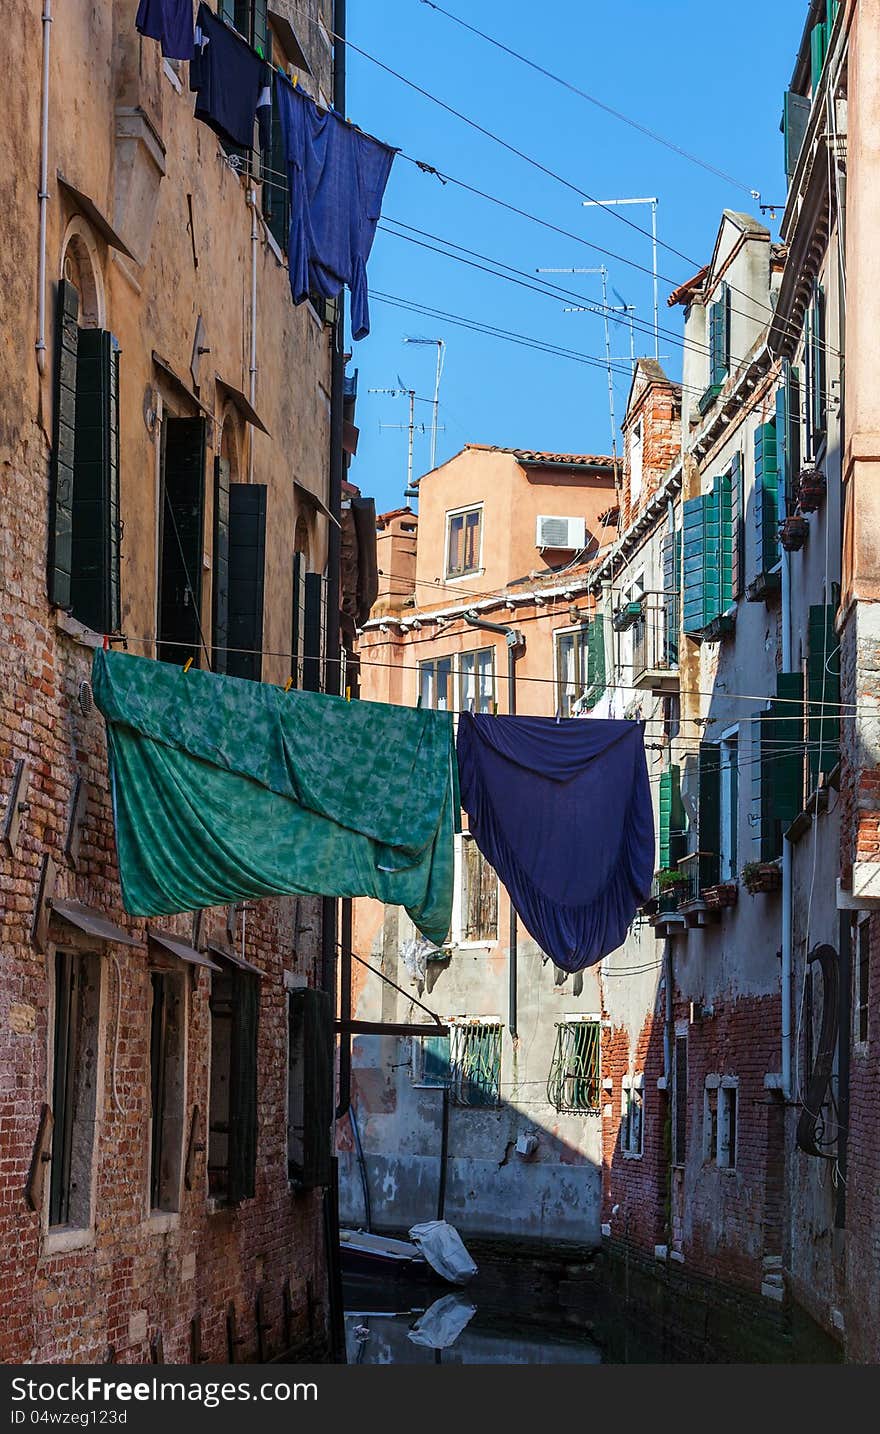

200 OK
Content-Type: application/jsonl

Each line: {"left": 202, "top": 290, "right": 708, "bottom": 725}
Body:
{"left": 449, "top": 1021, "right": 502, "bottom": 1107}
{"left": 632, "top": 599, "right": 678, "bottom": 680}
{"left": 547, "top": 1020, "right": 601, "bottom": 1113}
{"left": 677, "top": 850, "right": 720, "bottom": 902}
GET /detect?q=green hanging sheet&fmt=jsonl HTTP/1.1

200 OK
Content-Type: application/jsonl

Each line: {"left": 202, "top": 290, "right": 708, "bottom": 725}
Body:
{"left": 92, "top": 649, "right": 457, "bottom": 945}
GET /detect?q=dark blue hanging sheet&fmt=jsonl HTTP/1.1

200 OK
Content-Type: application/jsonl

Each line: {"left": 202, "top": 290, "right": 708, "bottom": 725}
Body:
{"left": 456, "top": 713, "right": 654, "bottom": 972}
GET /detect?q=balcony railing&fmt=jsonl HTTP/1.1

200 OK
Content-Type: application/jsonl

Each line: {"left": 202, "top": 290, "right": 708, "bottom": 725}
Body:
{"left": 677, "top": 851, "right": 720, "bottom": 904}
{"left": 631, "top": 600, "right": 679, "bottom": 693}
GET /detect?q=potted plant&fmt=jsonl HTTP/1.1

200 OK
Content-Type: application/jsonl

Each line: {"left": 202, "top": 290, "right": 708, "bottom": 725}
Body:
{"left": 741, "top": 860, "right": 782, "bottom": 895}
{"left": 612, "top": 599, "right": 644, "bottom": 632}
{"left": 796, "top": 465, "right": 826, "bottom": 513}
{"left": 701, "top": 881, "right": 739, "bottom": 909}
{"left": 654, "top": 867, "right": 688, "bottom": 915}
{"left": 779, "top": 514, "right": 809, "bottom": 552}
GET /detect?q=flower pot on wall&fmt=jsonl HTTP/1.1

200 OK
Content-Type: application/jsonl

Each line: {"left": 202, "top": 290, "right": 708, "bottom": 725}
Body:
{"left": 796, "top": 466, "right": 826, "bottom": 514}
{"left": 779, "top": 515, "right": 809, "bottom": 552}
{"left": 742, "top": 862, "right": 782, "bottom": 895}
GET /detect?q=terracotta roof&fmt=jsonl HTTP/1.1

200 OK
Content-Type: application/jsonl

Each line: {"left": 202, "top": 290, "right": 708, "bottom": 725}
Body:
{"left": 465, "top": 443, "right": 619, "bottom": 468}
{"left": 667, "top": 264, "right": 708, "bottom": 308}
{"left": 376, "top": 505, "right": 415, "bottom": 527}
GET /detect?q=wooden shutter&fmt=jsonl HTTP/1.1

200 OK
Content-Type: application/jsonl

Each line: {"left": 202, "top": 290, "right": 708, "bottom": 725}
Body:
{"left": 290, "top": 551, "right": 307, "bottom": 688}
{"left": 783, "top": 91, "right": 811, "bottom": 179}
{"left": 252, "top": 0, "right": 269, "bottom": 56}
{"left": 303, "top": 572, "right": 328, "bottom": 692}
{"left": 70, "top": 329, "right": 121, "bottom": 633}
{"left": 809, "top": 285, "right": 827, "bottom": 447}
{"left": 757, "top": 673, "right": 805, "bottom": 859}
{"left": 661, "top": 527, "right": 681, "bottom": 666}
{"left": 212, "top": 456, "right": 230, "bottom": 673}
{"left": 776, "top": 362, "right": 801, "bottom": 512}
{"left": 227, "top": 969, "right": 259, "bottom": 1205}
{"left": 709, "top": 282, "right": 730, "bottom": 388}
{"left": 659, "top": 764, "right": 685, "bottom": 870}
{"left": 729, "top": 453, "right": 744, "bottom": 599}
{"left": 159, "top": 417, "right": 207, "bottom": 666}
{"left": 754, "top": 421, "right": 780, "bottom": 575}
{"left": 289, "top": 988, "right": 333, "bottom": 1190}
{"left": 584, "top": 616, "right": 605, "bottom": 708}
{"left": 263, "top": 73, "right": 290, "bottom": 251}
{"left": 698, "top": 742, "right": 721, "bottom": 888}
{"left": 807, "top": 604, "right": 840, "bottom": 790}
{"left": 673, "top": 1034, "right": 687, "bottom": 1167}
{"left": 659, "top": 767, "right": 673, "bottom": 869}
{"left": 49, "top": 280, "right": 79, "bottom": 610}
{"left": 682, "top": 495, "right": 708, "bottom": 635}
{"left": 810, "top": 20, "right": 829, "bottom": 92}
{"left": 227, "top": 482, "right": 267, "bottom": 681}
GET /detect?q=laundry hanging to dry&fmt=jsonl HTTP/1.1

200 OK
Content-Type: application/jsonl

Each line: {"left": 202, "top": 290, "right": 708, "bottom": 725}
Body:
{"left": 456, "top": 712, "right": 654, "bottom": 972}
{"left": 93, "top": 649, "right": 457, "bottom": 945}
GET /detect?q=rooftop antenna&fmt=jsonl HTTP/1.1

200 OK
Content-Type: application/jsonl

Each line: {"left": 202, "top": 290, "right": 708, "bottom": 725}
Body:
{"left": 582, "top": 197, "right": 659, "bottom": 360}
{"left": 403, "top": 337, "right": 446, "bottom": 470}
{"left": 368, "top": 384, "right": 444, "bottom": 503}
{"left": 538, "top": 265, "right": 617, "bottom": 462}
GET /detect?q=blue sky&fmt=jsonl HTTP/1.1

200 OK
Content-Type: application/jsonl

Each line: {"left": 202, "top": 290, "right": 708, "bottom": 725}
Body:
{"left": 344, "top": 0, "right": 806, "bottom": 514}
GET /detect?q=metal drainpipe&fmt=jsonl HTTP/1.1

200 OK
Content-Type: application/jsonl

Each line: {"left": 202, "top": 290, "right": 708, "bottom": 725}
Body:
{"left": 247, "top": 184, "right": 259, "bottom": 484}
{"left": 780, "top": 487, "right": 793, "bottom": 1100}
{"left": 464, "top": 612, "right": 525, "bottom": 1036}
{"left": 36, "top": 0, "right": 53, "bottom": 375}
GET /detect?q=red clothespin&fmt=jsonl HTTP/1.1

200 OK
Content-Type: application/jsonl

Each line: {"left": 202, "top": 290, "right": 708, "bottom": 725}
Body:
{"left": 102, "top": 635, "right": 109, "bottom": 651}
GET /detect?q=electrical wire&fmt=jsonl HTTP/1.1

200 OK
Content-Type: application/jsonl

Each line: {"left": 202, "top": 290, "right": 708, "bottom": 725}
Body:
{"left": 418, "top": 0, "right": 762, "bottom": 199}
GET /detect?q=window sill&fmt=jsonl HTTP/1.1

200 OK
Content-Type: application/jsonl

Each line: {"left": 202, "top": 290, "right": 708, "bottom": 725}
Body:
{"left": 163, "top": 59, "right": 184, "bottom": 94}
{"left": 44, "top": 1224, "right": 95, "bottom": 1255}
{"left": 444, "top": 569, "right": 484, "bottom": 584}
{"left": 457, "top": 939, "right": 496, "bottom": 951}
{"left": 206, "top": 1196, "right": 233, "bottom": 1215}
{"left": 145, "top": 1210, "right": 181, "bottom": 1234}
{"left": 622, "top": 1150, "right": 644, "bottom": 1161}
{"left": 54, "top": 610, "right": 107, "bottom": 649}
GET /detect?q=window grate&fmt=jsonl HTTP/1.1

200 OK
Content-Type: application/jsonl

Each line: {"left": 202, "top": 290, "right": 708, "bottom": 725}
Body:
{"left": 547, "top": 1020, "right": 601, "bottom": 1113}
{"left": 450, "top": 1021, "right": 502, "bottom": 1106}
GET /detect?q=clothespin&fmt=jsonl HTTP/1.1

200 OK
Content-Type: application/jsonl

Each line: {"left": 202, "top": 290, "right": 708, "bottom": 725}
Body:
{"left": 102, "top": 635, "right": 109, "bottom": 651}
{"left": 416, "top": 694, "right": 423, "bottom": 709}
{"left": 292, "top": 72, "right": 298, "bottom": 88}
{"left": 468, "top": 699, "right": 475, "bottom": 714}
{"left": 284, "top": 676, "right": 294, "bottom": 692}
{"left": 555, "top": 705, "right": 562, "bottom": 724}
{"left": 345, "top": 685, "right": 352, "bottom": 701}
{"left": 492, "top": 699, "right": 498, "bottom": 716}
{"left": 183, "top": 657, "right": 194, "bottom": 673}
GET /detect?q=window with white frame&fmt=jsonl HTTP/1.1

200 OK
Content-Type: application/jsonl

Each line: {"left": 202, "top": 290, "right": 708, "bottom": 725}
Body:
{"left": 620, "top": 1073, "right": 644, "bottom": 1156}
{"left": 555, "top": 623, "right": 603, "bottom": 717}
{"left": 449, "top": 1019, "right": 502, "bottom": 1106}
{"left": 547, "top": 1016, "right": 601, "bottom": 1113}
{"left": 446, "top": 506, "right": 482, "bottom": 579}
{"left": 855, "top": 915, "right": 870, "bottom": 1046}
{"left": 719, "top": 728, "right": 739, "bottom": 882}
{"left": 419, "top": 654, "right": 452, "bottom": 710}
{"left": 459, "top": 832, "right": 498, "bottom": 943}
{"left": 459, "top": 647, "right": 495, "bottom": 714}
{"left": 411, "top": 1031, "right": 451, "bottom": 1088}
{"left": 703, "top": 1075, "right": 737, "bottom": 1168}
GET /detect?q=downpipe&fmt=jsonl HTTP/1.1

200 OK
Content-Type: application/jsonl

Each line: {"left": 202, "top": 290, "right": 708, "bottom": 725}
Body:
{"left": 247, "top": 184, "right": 258, "bottom": 483}
{"left": 781, "top": 523, "right": 793, "bottom": 1100}
{"left": 36, "top": 0, "right": 53, "bottom": 374}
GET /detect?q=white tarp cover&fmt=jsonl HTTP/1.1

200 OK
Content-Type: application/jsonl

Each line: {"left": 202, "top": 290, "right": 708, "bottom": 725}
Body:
{"left": 407, "top": 1220, "right": 478, "bottom": 1284}
{"left": 408, "top": 1294, "right": 478, "bottom": 1349}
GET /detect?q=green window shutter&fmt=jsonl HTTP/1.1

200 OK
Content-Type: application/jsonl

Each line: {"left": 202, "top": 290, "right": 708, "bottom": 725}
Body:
{"left": 49, "top": 281, "right": 80, "bottom": 610}
{"left": 227, "top": 969, "right": 259, "bottom": 1205}
{"left": 289, "top": 988, "right": 334, "bottom": 1189}
{"left": 709, "top": 284, "right": 730, "bottom": 389}
{"left": 252, "top": 0, "right": 268, "bottom": 57}
{"left": 807, "top": 604, "right": 840, "bottom": 790}
{"left": 303, "top": 572, "right": 328, "bottom": 692}
{"left": 713, "top": 469, "right": 734, "bottom": 612}
{"left": 703, "top": 480, "right": 722, "bottom": 620}
{"left": 757, "top": 673, "right": 805, "bottom": 858}
{"left": 811, "top": 21, "right": 828, "bottom": 93}
{"left": 698, "top": 743, "right": 721, "bottom": 888}
{"left": 421, "top": 1033, "right": 451, "bottom": 1087}
{"left": 659, "top": 764, "right": 685, "bottom": 870}
{"left": 776, "top": 362, "right": 801, "bottom": 512}
{"left": 729, "top": 453, "right": 744, "bottom": 599}
{"left": 661, "top": 527, "right": 681, "bottom": 665}
{"left": 683, "top": 495, "right": 709, "bottom": 634}
{"left": 227, "top": 482, "right": 267, "bottom": 681}
{"left": 71, "top": 329, "right": 121, "bottom": 634}
{"left": 659, "top": 768, "right": 672, "bottom": 870}
{"left": 159, "top": 417, "right": 207, "bottom": 666}
{"left": 584, "top": 616, "right": 606, "bottom": 708}
{"left": 220, "top": 0, "right": 236, "bottom": 25}
{"left": 263, "top": 85, "right": 290, "bottom": 251}
{"left": 782, "top": 91, "right": 811, "bottom": 179}
{"left": 754, "top": 420, "right": 780, "bottom": 574}
{"left": 212, "top": 456, "right": 230, "bottom": 674}
{"left": 809, "top": 285, "right": 827, "bottom": 447}
{"left": 291, "top": 550, "right": 307, "bottom": 688}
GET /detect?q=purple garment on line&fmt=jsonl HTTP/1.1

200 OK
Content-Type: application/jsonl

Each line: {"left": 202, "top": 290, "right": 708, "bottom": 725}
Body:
{"left": 136, "top": 0, "right": 194, "bottom": 61}
{"left": 274, "top": 74, "right": 396, "bottom": 340}
{"left": 456, "top": 713, "right": 654, "bottom": 973}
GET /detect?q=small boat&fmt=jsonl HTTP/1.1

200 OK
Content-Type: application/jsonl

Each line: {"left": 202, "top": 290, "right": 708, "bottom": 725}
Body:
{"left": 339, "top": 1228, "right": 432, "bottom": 1279}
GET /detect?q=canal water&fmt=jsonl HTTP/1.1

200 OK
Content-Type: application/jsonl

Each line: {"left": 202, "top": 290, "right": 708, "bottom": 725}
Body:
{"left": 343, "top": 1245, "right": 843, "bottom": 1364}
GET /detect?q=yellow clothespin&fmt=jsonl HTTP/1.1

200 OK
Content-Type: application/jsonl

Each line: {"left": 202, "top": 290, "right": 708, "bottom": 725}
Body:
{"left": 284, "top": 676, "right": 294, "bottom": 692}
{"left": 183, "top": 657, "right": 194, "bottom": 673}
{"left": 345, "top": 685, "right": 352, "bottom": 701}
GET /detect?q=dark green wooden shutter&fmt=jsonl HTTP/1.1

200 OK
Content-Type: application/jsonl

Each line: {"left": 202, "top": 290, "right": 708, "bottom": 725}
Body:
{"left": 811, "top": 20, "right": 828, "bottom": 92}
{"left": 263, "top": 84, "right": 290, "bottom": 251}
{"left": 683, "top": 495, "right": 709, "bottom": 634}
{"left": 584, "top": 616, "right": 606, "bottom": 708}
{"left": 291, "top": 551, "right": 307, "bottom": 687}
{"left": 228, "top": 969, "right": 259, "bottom": 1204}
{"left": 252, "top": 0, "right": 268, "bottom": 57}
{"left": 729, "top": 453, "right": 744, "bottom": 599}
{"left": 709, "top": 282, "right": 730, "bottom": 388}
{"left": 212, "top": 456, "right": 230, "bottom": 673}
{"left": 289, "top": 988, "right": 333, "bottom": 1190}
{"left": 807, "top": 604, "right": 840, "bottom": 790}
{"left": 49, "top": 281, "right": 79, "bottom": 610}
{"left": 220, "top": 0, "right": 236, "bottom": 25}
{"left": 756, "top": 673, "right": 805, "bottom": 859}
{"left": 227, "top": 482, "right": 267, "bottom": 681}
{"left": 71, "top": 329, "right": 121, "bottom": 634}
{"left": 159, "top": 417, "right": 207, "bottom": 666}
{"left": 808, "top": 285, "right": 827, "bottom": 448}
{"left": 776, "top": 362, "right": 801, "bottom": 513}
{"left": 754, "top": 420, "right": 780, "bottom": 575}
{"left": 661, "top": 527, "right": 681, "bottom": 666}
{"left": 659, "top": 764, "right": 685, "bottom": 870}
{"left": 698, "top": 743, "right": 721, "bottom": 887}
{"left": 303, "top": 572, "right": 327, "bottom": 692}
{"left": 783, "top": 91, "right": 811, "bottom": 179}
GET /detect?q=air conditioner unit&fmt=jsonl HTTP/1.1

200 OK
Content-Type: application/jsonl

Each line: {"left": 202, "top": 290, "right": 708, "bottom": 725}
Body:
{"left": 536, "top": 515, "right": 587, "bottom": 550}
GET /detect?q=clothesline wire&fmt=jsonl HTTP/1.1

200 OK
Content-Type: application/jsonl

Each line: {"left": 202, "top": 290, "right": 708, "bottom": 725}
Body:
{"left": 283, "top": 0, "right": 840, "bottom": 358}
{"left": 376, "top": 221, "right": 844, "bottom": 406}
{"left": 113, "top": 633, "right": 858, "bottom": 716}
{"left": 418, "top": 1, "right": 761, "bottom": 198}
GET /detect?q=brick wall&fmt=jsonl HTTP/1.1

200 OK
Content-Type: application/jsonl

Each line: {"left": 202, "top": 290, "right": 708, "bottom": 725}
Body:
{"left": 844, "top": 908, "right": 880, "bottom": 1362}
{"left": 601, "top": 1010, "right": 668, "bottom": 1252}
